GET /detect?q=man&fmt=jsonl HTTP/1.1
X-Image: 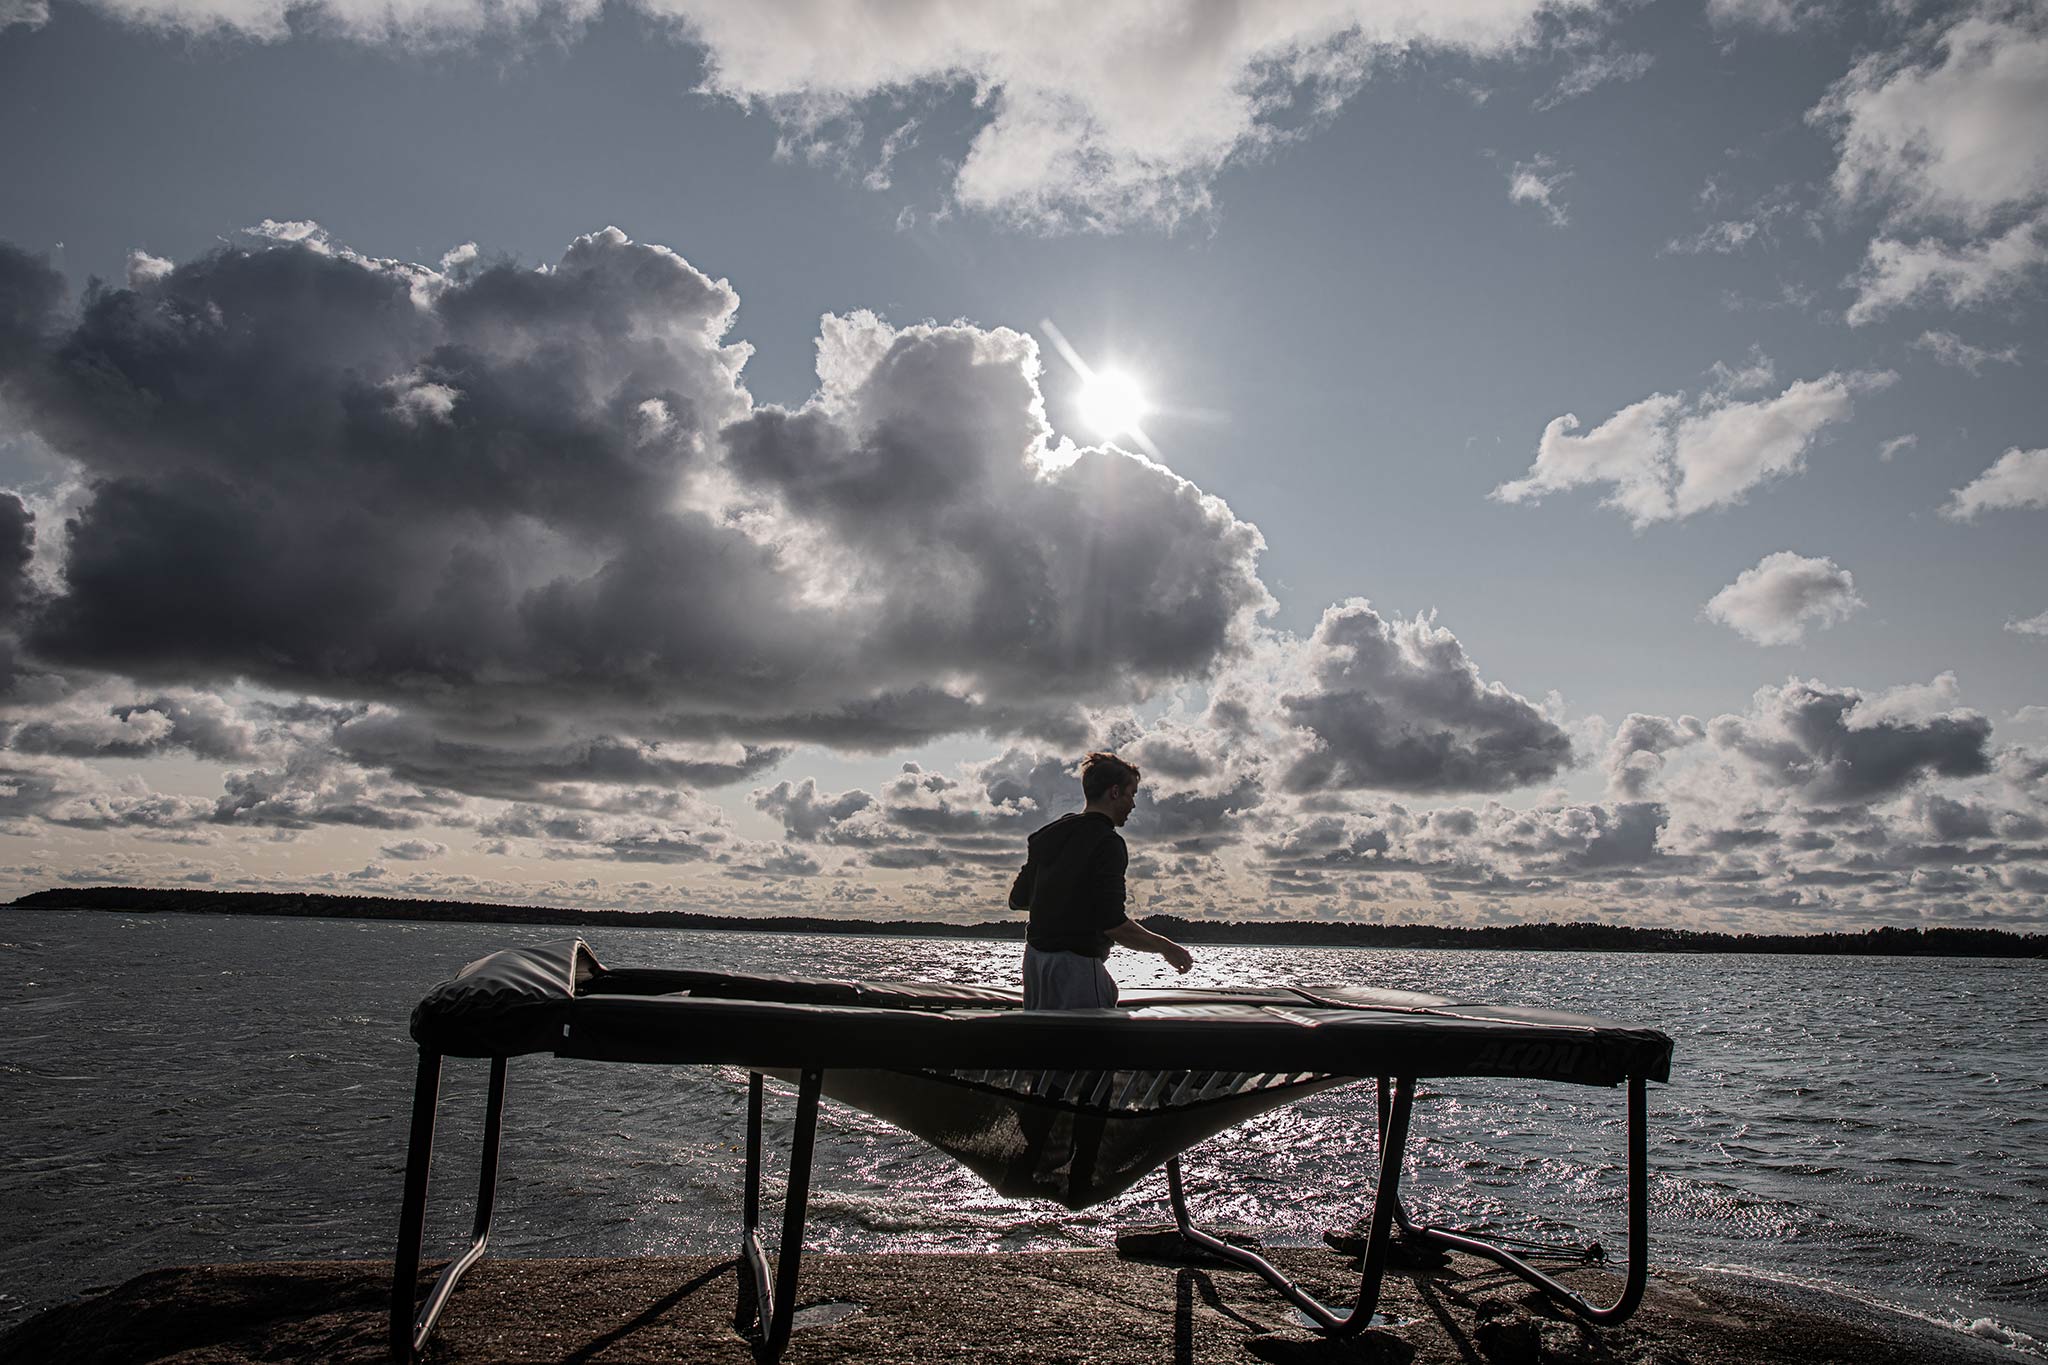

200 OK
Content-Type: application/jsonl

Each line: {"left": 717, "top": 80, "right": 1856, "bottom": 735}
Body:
{"left": 1010, "top": 751, "right": 1193, "bottom": 1009}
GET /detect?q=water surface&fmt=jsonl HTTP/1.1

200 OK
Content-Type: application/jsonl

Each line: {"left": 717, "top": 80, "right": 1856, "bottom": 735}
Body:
{"left": 2, "top": 911, "right": 2041, "bottom": 1354}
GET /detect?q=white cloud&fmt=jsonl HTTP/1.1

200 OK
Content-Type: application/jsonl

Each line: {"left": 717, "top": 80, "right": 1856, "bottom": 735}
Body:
{"left": 1604, "top": 712, "right": 1705, "bottom": 798}
{"left": 1815, "top": 9, "right": 2048, "bottom": 232}
{"left": 1665, "top": 219, "right": 1758, "bottom": 255}
{"left": 0, "top": 0, "right": 49, "bottom": 28}
{"left": 125, "top": 250, "right": 174, "bottom": 287}
{"left": 1878, "top": 433, "right": 1918, "bottom": 462}
{"left": 1845, "top": 216, "right": 2048, "bottom": 325}
{"left": 1535, "top": 48, "right": 1653, "bottom": 110}
{"left": 2008, "top": 611, "right": 2048, "bottom": 637}
{"left": 1913, "top": 329, "right": 2021, "bottom": 374}
{"left": 1703, "top": 551, "right": 1866, "bottom": 647}
{"left": 1507, "top": 155, "right": 1571, "bottom": 227}
{"left": 1494, "top": 367, "right": 1893, "bottom": 526}
{"left": 661, "top": 1, "right": 1569, "bottom": 231}
{"left": 244, "top": 218, "right": 329, "bottom": 246}
{"left": 1842, "top": 671, "right": 1968, "bottom": 731}
{"left": 1706, "top": 0, "right": 1830, "bottom": 32}
{"left": 1943, "top": 447, "right": 2048, "bottom": 520}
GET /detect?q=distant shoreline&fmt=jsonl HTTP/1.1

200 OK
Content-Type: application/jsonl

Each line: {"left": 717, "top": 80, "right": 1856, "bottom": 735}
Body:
{"left": 10, "top": 886, "right": 2045, "bottom": 957}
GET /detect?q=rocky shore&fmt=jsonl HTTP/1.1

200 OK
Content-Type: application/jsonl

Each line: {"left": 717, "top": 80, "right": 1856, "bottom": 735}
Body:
{"left": 2, "top": 1246, "right": 2024, "bottom": 1365}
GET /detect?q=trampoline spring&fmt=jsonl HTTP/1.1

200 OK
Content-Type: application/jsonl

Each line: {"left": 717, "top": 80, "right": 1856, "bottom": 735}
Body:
{"left": 1199, "top": 1072, "right": 1246, "bottom": 1101}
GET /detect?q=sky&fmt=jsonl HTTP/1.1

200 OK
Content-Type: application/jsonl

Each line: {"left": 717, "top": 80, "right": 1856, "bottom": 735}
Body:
{"left": 0, "top": 0, "right": 2043, "bottom": 931}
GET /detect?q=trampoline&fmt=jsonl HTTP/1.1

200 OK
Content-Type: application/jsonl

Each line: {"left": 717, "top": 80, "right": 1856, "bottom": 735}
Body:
{"left": 392, "top": 939, "right": 1674, "bottom": 1360}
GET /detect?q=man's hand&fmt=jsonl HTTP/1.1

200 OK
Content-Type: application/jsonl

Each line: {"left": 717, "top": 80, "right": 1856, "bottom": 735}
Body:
{"left": 1162, "top": 942, "right": 1193, "bottom": 974}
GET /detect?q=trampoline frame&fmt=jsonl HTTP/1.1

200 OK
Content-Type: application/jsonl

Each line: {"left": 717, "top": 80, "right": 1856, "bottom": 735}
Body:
{"left": 389, "top": 1050, "right": 1653, "bottom": 1361}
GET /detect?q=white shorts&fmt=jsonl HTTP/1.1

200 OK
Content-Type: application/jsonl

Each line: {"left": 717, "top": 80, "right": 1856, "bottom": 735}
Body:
{"left": 1021, "top": 945, "right": 1118, "bottom": 1010}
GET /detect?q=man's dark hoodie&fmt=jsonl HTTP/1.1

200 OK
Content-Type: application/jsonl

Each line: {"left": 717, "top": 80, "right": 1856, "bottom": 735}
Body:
{"left": 1009, "top": 811, "right": 1129, "bottom": 958}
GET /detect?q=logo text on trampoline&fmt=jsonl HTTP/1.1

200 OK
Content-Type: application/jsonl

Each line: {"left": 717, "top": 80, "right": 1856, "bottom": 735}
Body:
{"left": 1472, "top": 1042, "right": 1584, "bottom": 1076}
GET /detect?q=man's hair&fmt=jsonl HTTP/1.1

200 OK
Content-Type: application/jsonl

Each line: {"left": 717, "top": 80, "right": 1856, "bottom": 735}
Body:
{"left": 1080, "top": 751, "right": 1141, "bottom": 801}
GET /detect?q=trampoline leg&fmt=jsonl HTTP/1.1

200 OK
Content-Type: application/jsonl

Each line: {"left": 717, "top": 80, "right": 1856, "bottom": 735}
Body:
{"left": 1391, "top": 1073, "right": 1651, "bottom": 1324}
{"left": 736, "top": 1068, "right": 823, "bottom": 1361}
{"left": 390, "top": 1052, "right": 508, "bottom": 1363}
{"left": 1166, "top": 1075, "right": 1417, "bottom": 1335}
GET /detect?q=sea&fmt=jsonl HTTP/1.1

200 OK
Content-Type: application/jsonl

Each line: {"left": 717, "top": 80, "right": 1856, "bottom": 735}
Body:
{"left": 1, "top": 910, "right": 2042, "bottom": 1354}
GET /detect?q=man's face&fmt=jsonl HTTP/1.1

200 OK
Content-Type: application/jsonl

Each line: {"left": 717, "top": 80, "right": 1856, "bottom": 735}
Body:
{"left": 1110, "top": 781, "right": 1139, "bottom": 827}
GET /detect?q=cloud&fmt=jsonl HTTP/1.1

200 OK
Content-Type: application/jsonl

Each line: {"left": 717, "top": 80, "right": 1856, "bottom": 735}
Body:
{"left": 379, "top": 838, "right": 447, "bottom": 860}
{"left": 2007, "top": 611, "right": 2048, "bottom": 637}
{"left": 1708, "top": 675, "right": 1992, "bottom": 804}
{"left": 1814, "top": 8, "right": 2048, "bottom": 232}
{"left": 1535, "top": 49, "right": 1652, "bottom": 110}
{"left": 1913, "top": 329, "right": 2022, "bottom": 374}
{"left": 0, "top": 750, "right": 214, "bottom": 830}
{"left": 1665, "top": 220, "right": 1759, "bottom": 255}
{"left": 1879, "top": 433, "right": 1918, "bottom": 462}
{"left": 6, "top": 688, "right": 263, "bottom": 761}
{"left": 0, "top": 0, "right": 49, "bottom": 30}
{"left": 1604, "top": 713, "right": 1705, "bottom": 798}
{"left": 1507, "top": 156, "right": 1571, "bottom": 227}
{"left": 0, "top": 228, "right": 1274, "bottom": 787}
{"left": 331, "top": 709, "right": 790, "bottom": 799}
{"left": 0, "top": 491, "right": 33, "bottom": 626}
{"left": 1279, "top": 600, "right": 1573, "bottom": 796}
{"left": 1493, "top": 366, "right": 1893, "bottom": 526}
{"left": 1943, "top": 447, "right": 2048, "bottom": 520}
{"left": 1703, "top": 551, "right": 1866, "bottom": 647}
{"left": 50, "top": 1, "right": 1575, "bottom": 231}
{"left": 476, "top": 798, "right": 727, "bottom": 863}
{"left": 1706, "top": 0, "right": 1830, "bottom": 32}
{"left": 1845, "top": 216, "right": 2048, "bottom": 325}
{"left": 665, "top": 3, "right": 1566, "bottom": 231}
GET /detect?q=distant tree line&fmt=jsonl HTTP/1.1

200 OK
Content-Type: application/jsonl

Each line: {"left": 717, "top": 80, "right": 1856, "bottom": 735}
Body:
{"left": 10, "top": 886, "right": 2044, "bottom": 957}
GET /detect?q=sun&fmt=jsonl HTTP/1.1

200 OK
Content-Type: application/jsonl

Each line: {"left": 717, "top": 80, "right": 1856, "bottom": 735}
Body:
{"left": 1077, "top": 370, "right": 1150, "bottom": 439}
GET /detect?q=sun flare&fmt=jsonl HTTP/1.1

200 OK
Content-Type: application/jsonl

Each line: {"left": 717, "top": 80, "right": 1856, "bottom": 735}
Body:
{"left": 1077, "top": 370, "right": 1150, "bottom": 439}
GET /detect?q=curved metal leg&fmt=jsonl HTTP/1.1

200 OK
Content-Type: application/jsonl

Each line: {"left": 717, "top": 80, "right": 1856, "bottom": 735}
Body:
{"left": 1386, "top": 1073, "right": 1650, "bottom": 1324}
{"left": 390, "top": 1051, "right": 508, "bottom": 1362}
{"left": 1167, "top": 1075, "right": 1417, "bottom": 1335}
{"left": 736, "top": 1068, "right": 824, "bottom": 1361}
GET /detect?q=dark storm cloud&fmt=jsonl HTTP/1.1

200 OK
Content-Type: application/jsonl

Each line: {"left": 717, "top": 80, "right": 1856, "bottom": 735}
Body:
{"left": 0, "top": 230, "right": 1269, "bottom": 788}
{"left": 0, "top": 244, "right": 63, "bottom": 372}
{"left": 1280, "top": 600, "right": 1573, "bottom": 795}
{"left": 0, "top": 492, "right": 33, "bottom": 626}
{"left": 1708, "top": 678, "right": 1992, "bottom": 803}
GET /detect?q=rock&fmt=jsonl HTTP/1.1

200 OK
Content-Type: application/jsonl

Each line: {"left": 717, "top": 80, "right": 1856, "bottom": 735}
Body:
{"left": 0, "top": 1250, "right": 2023, "bottom": 1365}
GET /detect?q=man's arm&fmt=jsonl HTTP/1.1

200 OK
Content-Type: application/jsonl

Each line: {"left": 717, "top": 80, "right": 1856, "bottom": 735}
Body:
{"left": 1008, "top": 861, "right": 1035, "bottom": 912}
{"left": 1106, "top": 917, "right": 1193, "bottom": 974}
